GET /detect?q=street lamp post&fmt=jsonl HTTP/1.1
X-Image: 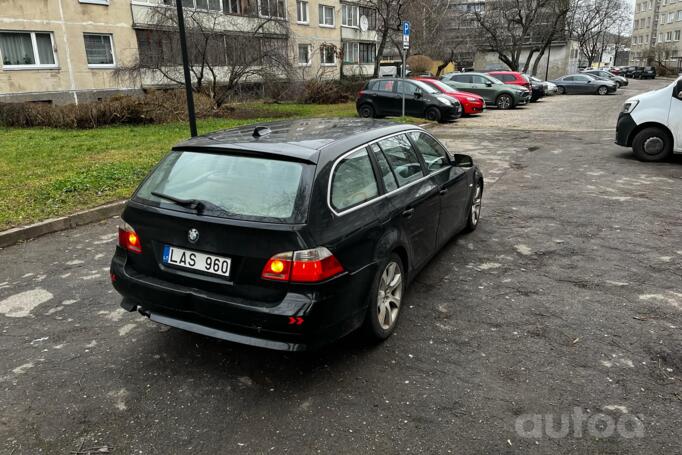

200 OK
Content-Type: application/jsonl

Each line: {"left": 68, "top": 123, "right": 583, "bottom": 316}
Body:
{"left": 175, "top": 0, "right": 198, "bottom": 137}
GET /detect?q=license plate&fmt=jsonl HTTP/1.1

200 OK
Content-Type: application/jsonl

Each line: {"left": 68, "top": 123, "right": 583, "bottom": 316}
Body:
{"left": 162, "top": 245, "right": 231, "bottom": 278}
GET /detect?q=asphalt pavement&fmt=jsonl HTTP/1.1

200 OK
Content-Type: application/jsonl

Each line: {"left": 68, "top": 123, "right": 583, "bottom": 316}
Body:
{"left": 1, "top": 78, "right": 680, "bottom": 454}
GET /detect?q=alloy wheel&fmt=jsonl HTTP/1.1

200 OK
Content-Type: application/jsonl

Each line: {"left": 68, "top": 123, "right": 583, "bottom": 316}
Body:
{"left": 598, "top": 86, "right": 608, "bottom": 95}
{"left": 377, "top": 261, "right": 403, "bottom": 330}
{"left": 497, "top": 95, "right": 512, "bottom": 109}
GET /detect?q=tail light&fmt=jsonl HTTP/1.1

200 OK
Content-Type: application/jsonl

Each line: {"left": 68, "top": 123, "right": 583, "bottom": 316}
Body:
{"left": 118, "top": 221, "right": 142, "bottom": 254}
{"left": 358, "top": 90, "right": 366, "bottom": 97}
{"left": 262, "top": 247, "right": 344, "bottom": 283}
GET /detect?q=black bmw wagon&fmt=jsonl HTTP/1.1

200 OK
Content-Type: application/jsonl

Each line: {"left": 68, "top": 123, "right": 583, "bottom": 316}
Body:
{"left": 110, "top": 118, "right": 483, "bottom": 351}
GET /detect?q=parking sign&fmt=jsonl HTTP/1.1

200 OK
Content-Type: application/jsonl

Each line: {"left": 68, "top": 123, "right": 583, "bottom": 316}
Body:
{"left": 402, "top": 21, "right": 410, "bottom": 49}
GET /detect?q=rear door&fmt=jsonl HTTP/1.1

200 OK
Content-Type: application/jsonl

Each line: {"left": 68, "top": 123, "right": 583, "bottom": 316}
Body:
{"left": 374, "top": 79, "right": 400, "bottom": 115}
{"left": 124, "top": 150, "right": 314, "bottom": 303}
{"left": 374, "top": 134, "right": 440, "bottom": 269}
{"left": 407, "top": 131, "right": 470, "bottom": 245}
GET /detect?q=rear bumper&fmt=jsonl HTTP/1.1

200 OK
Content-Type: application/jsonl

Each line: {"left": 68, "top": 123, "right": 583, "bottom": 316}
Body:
{"left": 110, "top": 250, "right": 376, "bottom": 351}
{"left": 615, "top": 112, "right": 637, "bottom": 147}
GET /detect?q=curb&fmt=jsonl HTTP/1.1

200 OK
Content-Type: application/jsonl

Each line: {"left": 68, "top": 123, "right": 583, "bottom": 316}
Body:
{"left": 0, "top": 200, "right": 126, "bottom": 249}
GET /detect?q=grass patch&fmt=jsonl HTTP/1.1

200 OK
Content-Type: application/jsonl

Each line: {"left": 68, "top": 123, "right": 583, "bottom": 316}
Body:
{"left": 0, "top": 102, "right": 393, "bottom": 230}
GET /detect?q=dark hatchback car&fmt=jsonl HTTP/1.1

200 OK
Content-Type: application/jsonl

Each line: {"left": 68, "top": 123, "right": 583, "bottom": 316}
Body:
{"left": 110, "top": 119, "right": 484, "bottom": 351}
{"left": 357, "top": 78, "right": 462, "bottom": 122}
{"left": 640, "top": 66, "right": 656, "bottom": 79}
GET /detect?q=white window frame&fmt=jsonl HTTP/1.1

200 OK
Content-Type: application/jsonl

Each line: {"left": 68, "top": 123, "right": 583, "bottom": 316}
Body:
{"left": 79, "top": 0, "right": 110, "bottom": 4}
{"left": 343, "top": 41, "right": 359, "bottom": 64}
{"left": 320, "top": 45, "right": 336, "bottom": 66}
{"left": 319, "top": 5, "right": 335, "bottom": 28}
{"left": 259, "top": 0, "right": 288, "bottom": 19}
{"left": 0, "top": 31, "right": 58, "bottom": 70}
{"left": 296, "top": 0, "right": 309, "bottom": 23}
{"left": 297, "top": 43, "right": 311, "bottom": 66}
{"left": 675, "top": 30, "right": 681, "bottom": 40}
{"left": 84, "top": 33, "right": 116, "bottom": 68}
{"left": 341, "top": 3, "right": 359, "bottom": 28}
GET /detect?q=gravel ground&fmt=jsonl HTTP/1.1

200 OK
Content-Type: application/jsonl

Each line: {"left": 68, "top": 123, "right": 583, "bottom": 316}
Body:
{"left": 0, "top": 78, "right": 680, "bottom": 454}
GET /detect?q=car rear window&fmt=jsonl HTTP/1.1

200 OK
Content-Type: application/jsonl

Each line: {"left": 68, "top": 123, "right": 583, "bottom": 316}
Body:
{"left": 134, "top": 151, "right": 310, "bottom": 223}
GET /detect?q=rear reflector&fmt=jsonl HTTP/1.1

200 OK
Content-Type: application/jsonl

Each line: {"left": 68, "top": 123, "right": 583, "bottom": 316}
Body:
{"left": 118, "top": 221, "right": 142, "bottom": 254}
{"left": 262, "top": 247, "right": 344, "bottom": 283}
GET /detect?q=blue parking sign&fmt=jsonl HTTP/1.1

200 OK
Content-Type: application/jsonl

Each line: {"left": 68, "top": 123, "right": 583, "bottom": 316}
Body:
{"left": 403, "top": 21, "right": 410, "bottom": 36}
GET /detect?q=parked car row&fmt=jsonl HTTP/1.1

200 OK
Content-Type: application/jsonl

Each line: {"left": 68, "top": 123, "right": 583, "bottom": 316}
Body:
{"left": 356, "top": 69, "right": 618, "bottom": 122}
{"left": 613, "top": 66, "right": 657, "bottom": 79}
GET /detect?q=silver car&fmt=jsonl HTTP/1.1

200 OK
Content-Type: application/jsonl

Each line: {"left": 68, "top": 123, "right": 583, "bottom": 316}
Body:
{"left": 582, "top": 70, "right": 628, "bottom": 88}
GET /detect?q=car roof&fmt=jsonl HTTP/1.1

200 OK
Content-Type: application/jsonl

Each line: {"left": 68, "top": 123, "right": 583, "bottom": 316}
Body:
{"left": 487, "top": 70, "right": 520, "bottom": 74}
{"left": 172, "top": 118, "right": 417, "bottom": 165}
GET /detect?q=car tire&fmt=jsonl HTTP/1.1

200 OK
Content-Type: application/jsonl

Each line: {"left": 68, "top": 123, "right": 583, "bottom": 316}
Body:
{"left": 425, "top": 107, "right": 442, "bottom": 122}
{"left": 463, "top": 179, "right": 483, "bottom": 233}
{"left": 615, "top": 81, "right": 622, "bottom": 88}
{"left": 358, "top": 104, "right": 375, "bottom": 118}
{"left": 597, "top": 86, "right": 608, "bottom": 95}
{"left": 632, "top": 127, "right": 673, "bottom": 162}
{"left": 557, "top": 86, "right": 566, "bottom": 95}
{"left": 496, "top": 94, "right": 513, "bottom": 110}
{"left": 362, "top": 254, "right": 405, "bottom": 341}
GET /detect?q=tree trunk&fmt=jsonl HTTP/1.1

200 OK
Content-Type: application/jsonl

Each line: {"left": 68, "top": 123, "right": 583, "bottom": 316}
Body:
{"left": 373, "top": 28, "right": 389, "bottom": 78}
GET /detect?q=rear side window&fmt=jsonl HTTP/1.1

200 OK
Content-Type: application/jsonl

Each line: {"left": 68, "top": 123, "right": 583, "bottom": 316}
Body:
{"left": 135, "top": 151, "right": 308, "bottom": 223}
{"left": 376, "top": 80, "right": 395, "bottom": 92}
{"left": 331, "top": 149, "right": 379, "bottom": 212}
{"left": 408, "top": 132, "right": 449, "bottom": 172}
{"left": 369, "top": 143, "right": 398, "bottom": 192}
{"left": 451, "top": 74, "right": 471, "bottom": 83}
{"left": 494, "top": 74, "right": 514, "bottom": 82}
{"left": 377, "top": 134, "right": 424, "bottom": 186}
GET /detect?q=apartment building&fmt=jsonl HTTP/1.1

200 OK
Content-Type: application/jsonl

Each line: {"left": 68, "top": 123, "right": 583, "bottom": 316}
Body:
{"left": 630, "top": 0, "right": 682, "bottom": 70}
{"left": 0, "top": 0, "right": 140, "bottom": 104}
{"left": 0, "top": 1, "right": 378, "bottom": 104}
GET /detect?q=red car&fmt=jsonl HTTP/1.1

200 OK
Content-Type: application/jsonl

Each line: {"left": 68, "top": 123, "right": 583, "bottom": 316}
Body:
{"left": 486, "top": 71, "right": 532, "bottom": 91}
{"left": 415, "top": 78, "right": 486, "bottom": 115}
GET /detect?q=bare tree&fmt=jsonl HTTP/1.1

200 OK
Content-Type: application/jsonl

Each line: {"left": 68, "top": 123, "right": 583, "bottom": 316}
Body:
{"left": 115, "top": 2, "right": 291, "bottom": 108}
{"left": 368, "top": 0, "right": 409, "bottom": 77}
{"left": 473, "top": 0, "right": 556, "bottom": 71}
{"left": 569, "top": 0, "right": 629, "bottom": 67}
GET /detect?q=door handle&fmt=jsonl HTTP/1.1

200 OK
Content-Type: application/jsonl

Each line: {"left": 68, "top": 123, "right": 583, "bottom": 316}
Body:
{"left": 402, "top": 208, "right": 415, "bottom": 218}
{"left": 439, "top": 188, "right": 448, "bottom": 195}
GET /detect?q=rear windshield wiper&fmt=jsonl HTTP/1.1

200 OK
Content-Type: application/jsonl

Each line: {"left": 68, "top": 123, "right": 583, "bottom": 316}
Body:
{"left": 151, "top": 192, "right": 232, "bottom": 216}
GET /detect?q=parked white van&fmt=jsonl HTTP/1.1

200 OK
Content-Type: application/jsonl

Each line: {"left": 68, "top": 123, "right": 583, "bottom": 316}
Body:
{"left": 616, "top": 77, "right": 682, "bottom": 161}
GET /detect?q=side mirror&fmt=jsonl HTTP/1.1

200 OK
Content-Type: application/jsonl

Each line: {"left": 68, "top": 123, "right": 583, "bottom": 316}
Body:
{"left": 485, "top": 82, "right": 493, "bottom": 87}
{"left": 414, "top": 89, "right": 423, "bottom": 98}
{"left": 675, "top": 80, "right": 682, "bottom": 100}
{"left": 454, "top": 154, "right": 474, "bottom": 168}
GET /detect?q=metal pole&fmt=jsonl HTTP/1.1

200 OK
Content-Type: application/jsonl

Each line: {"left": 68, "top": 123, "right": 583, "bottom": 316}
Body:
{"left": 176, "top": 0, "right": 198, "bottom": 137}
{"left": 545, "top": 41, "right": 552, "bottom": 81}
{"left": 402, "top": 49, "right": 406, "bottom": 118}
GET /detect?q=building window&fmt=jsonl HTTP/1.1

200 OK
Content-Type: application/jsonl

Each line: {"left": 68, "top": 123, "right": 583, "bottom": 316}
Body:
{"left": 320, "top": 44, "right": 336, "bottom": 65}
{"left": 84, "top": 33, "right": 115, "bottom": 67}
{"left": 224, "top": 0, "right": 240, "bottom": 13}
{"left": 0, "top": 31, "right": 57, "bottom": 68}
{"left": 678, "top": 10, "right": 682, "bottom": 20}
{"left": 319, "top": 5, "right": 335, "bottom": 27}
{"left": 298, "top": 43, "right": 310, "bottom": 65}
{"left": 296, "top": 0, "right": 308, "bottom": 23}
{"left": 79, "top": 0, "right": 110, "bottom": 5}
{"left": 180, "top": 0, "right": 222, "bottom": 10}
{"left": 359, "top": 6, "right": 377, "bottom": 30}
{"left": 359, "top": 42, "right": 375, "bottom": 63}
{"left": 342, "top": 4, "right": 359, "bottom": 27}
{"left": 343, "top": 42, "right": 358, "bottom": 63}
{"left": 259, "top": 0, "right": 286, "bottom": 18}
